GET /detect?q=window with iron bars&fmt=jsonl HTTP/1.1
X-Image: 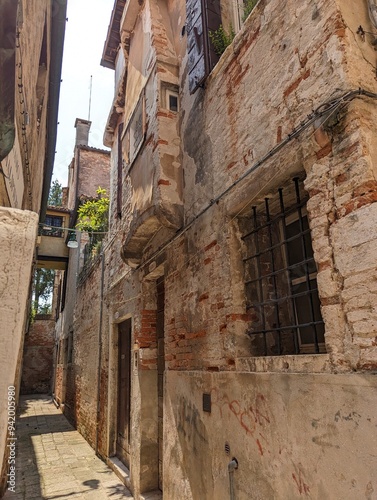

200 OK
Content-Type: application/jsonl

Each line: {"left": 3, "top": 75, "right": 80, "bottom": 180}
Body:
{"left": 241, "top": 177, "right": 325, "bottom": 356}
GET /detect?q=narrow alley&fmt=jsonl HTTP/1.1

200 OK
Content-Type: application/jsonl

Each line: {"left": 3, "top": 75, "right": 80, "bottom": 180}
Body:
{"left": 3, "top": 395, "right": 133, "bottom": 500}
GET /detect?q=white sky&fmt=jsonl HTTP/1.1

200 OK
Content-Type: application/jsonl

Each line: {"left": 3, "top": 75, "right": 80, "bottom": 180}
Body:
{"left": 53, "top": 0, "right": 115, "bottom": 186}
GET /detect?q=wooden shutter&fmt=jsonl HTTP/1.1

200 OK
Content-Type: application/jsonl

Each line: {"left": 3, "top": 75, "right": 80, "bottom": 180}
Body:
{"left": 117, "top": 123, "right": 123, "bottom": 218}
{"left": 186, "top": 0, "right": 221, "bottom": 94}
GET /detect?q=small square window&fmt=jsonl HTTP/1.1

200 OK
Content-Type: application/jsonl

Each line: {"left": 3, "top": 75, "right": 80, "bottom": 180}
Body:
{"left": 160, "top": 82, "right": 179, "bottom": 112}
{"left": 168, "top": 93, "right": 178, "bottom": 112}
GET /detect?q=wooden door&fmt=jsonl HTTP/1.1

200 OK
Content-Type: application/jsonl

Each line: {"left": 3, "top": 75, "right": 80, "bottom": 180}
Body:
{"left": 116, "top": 319, "right": 131, "bottom": 467}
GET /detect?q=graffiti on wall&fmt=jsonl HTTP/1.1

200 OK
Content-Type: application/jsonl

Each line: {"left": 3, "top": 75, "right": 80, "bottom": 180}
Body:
{"left": 210, "top": 389, "right": 271, "bottom": 456}
{"left": 177, "top": 396, "right": 208, "bottom": 453}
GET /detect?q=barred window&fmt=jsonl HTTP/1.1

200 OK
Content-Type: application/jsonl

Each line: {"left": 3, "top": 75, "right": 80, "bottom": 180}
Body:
{"left": 42, "top": 215, "right": 64, "bottom": 237}
{"left": 241, "top": 177, "right": 325, "bottom": 356}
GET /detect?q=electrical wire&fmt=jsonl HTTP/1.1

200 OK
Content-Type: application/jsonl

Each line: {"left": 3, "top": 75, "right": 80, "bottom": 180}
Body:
{"left": 16, "top": 6, "right": 33, "bottom": 209}
{"left": 103, "top": 87, "right": 377, "bottom": 302}
{"left": 134, "top": 88, "right": 377, "bottom": 273}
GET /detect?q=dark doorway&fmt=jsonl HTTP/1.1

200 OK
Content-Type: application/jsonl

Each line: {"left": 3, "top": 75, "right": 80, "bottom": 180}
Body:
{"left": 117, "top": 319, "right": 131, "bottom": 468}
{"left": 157, "top": 278, "right": 165, "bottom": 491}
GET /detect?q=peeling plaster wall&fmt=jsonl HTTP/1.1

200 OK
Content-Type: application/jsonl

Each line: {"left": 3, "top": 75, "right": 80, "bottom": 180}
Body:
{"left": 162, "top": 0, "right": 377, "bottom": 496}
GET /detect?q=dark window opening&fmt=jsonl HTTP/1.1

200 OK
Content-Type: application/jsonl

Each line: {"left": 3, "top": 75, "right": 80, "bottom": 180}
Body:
{"left": 169, "top": 94, "right": 178, "bottom": 112}
{"left": 41, "top": 215, "right": 63, "bottom": 237}
{"left": 241, "top": 177, "right": 325, "bottom": 356}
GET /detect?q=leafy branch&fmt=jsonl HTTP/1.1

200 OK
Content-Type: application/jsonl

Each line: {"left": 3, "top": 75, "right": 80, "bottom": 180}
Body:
{"left": 76, "top": 187, "right": 109, "bottom": 234}
{"left": 242, "top": 0, "right": 258, "bottom": 22}
{"left": 209, "top": 24, "right": 235, "bottom": 57}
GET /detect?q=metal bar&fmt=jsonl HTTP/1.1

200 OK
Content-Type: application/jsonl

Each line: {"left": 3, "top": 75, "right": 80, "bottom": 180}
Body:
{"left": 247, "top": 320, "right": 324, "bottom": 336}
{"left": 294, "top": 178, "right": 320, "bottom": 353}
{"left": 243, "top": 229, "right": 312, "bottom": 261}
{"left": 253, "top": 206, "right": 267, "bottom": 355}
{"left": 265, "top": 198, "right": 282, "bottom": 354}
{"left": 279, "top": 187, "right": 299, "bottom": 354}
{"left": 245, "top": 256, "right": 316, "bottom": 284}
{"left": 246, "top": 287, "right": 320, "bottom": 308}
{"left": 241, "top": 199, "right": 307, "bottom": 240}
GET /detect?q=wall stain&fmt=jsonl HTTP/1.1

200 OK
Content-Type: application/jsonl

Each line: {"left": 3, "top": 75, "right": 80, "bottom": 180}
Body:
{"left": 334, "top": 410, "right": 361, "bottom": 427}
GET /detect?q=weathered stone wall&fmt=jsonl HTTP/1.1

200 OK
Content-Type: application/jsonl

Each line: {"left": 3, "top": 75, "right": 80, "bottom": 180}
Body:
{"left": 65, "top": 259, "right": 102, "bottom": 449}
{"left": 64, "top": 0, "right": 377, "bottom": 498}
{"left": 21, "top": 317, "right": 55, "bottom": 394}
{"left": 53, "top": 141, "right": 111, "bottom": 440}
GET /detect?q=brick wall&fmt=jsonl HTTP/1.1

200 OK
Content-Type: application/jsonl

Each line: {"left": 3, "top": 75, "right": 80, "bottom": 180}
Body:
{"left": 66, "top": 259, "right": 102, "bottom": 449}
{"left": 21, "top": 318, "right": 55, "bottom": 394}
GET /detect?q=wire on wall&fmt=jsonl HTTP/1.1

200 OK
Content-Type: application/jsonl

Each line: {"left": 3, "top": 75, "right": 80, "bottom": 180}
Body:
{"left": 16, "top": 2, "right": 33, "bottom": 209}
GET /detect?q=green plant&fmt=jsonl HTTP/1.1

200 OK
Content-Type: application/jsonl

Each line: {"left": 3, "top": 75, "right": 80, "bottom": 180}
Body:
{"left": 242, "top": 0, "right": 258, "bottom": 22}
{"left": 76, "top": 187, "right": 109, "bottom": 233}
{"left": 209, "top": 24, "right": 235, "bottom": 57}
{"left": 32, "top": 268, "right": 55, "bottom": 315}
{"left": 48, "top": 179, "right": 63, "bottom": 206}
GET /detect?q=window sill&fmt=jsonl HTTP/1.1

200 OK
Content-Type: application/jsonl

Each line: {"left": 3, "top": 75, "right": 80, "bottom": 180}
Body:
{"left": 236, "top": 353, "right": 331, "bottom": 373}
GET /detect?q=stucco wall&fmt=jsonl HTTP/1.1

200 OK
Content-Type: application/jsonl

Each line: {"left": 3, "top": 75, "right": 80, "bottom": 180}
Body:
{"left": 0, "top": 207, "right": 38, "bottom": 492}
{"left": 165, "top": 371, "right": 377, "bottom": 500}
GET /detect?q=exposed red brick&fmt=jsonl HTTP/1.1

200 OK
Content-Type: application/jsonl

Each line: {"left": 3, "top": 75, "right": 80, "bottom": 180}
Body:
{"left": 227, "top": 161, "right": 237, "bottom": 170}
{"left": 233, "top": 64, "right": 250, "bottom": 86}
{"left": 338, "top": 190, "right": 377, "bottom": 217}
{"left": 186, "top": 330, "right": 207, "bottom": 340}
{"left": 316, "top": 142, "right": 332, "bottom": 160}
{"left": 277, "top": 126, "right": 282, "bottom": 144}
{"left": 335, "top": 173, "right": 348, "bottom": 185}
{"left": 198, "top": 293, "right": 209, "bottom": 302}
{"left": 321, "top": 297, "right": 340, "bottom": 306}
{"left": 158, "top": 179, "right": 171, "bottom": 186}
{"left": 318, "top": 260, "right": 332, "bottom": 272}
{"left": 283, "top": 69, "right": 311, "bottom": 98}
{"left": 157, "top": 111, "right": 175, "bottom": 119}
{"left": 353, "top": 180, "right": 377, "bottom": 197}
{"left": 204, "top": 240, "right": 217, "bottom": 252}
{"left": 226, "top": 313, "right": 253, "bottom": 322}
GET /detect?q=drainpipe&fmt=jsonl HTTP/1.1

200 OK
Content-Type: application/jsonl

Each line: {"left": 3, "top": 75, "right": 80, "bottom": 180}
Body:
{"left": 228, "top": 457, "right": 238, "bottom": 500}
{"left": 95, "top": 249, "right": 105, "bottom": 455}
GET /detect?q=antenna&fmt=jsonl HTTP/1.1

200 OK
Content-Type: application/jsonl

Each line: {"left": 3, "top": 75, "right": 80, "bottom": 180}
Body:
{"left": 88, "top": 75, "right": 93, "bottom": 121}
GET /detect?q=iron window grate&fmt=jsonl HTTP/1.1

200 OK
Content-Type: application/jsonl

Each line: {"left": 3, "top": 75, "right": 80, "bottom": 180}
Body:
{"left": 241, "top": 177, "right": 326, "bottom": 356}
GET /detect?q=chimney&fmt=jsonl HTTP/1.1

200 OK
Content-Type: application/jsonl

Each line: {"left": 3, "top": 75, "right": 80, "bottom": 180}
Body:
{"left": 61, "top": 187, "right": 68, "bottom": 207}
{"left": 74, "top": 118, "right": 91, "bottom": 146}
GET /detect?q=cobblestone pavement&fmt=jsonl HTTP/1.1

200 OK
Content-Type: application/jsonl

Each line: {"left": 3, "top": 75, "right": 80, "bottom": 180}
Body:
{"left": 3, "top": 394, "right": 133, "bottom": 499}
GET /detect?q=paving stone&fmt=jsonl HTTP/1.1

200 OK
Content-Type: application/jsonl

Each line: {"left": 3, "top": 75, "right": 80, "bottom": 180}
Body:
{"left": 2, "top": 395, "right": 133, "bottom": 500}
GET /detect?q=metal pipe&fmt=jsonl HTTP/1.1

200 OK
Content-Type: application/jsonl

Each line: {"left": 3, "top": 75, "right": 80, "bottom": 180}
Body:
{"left": 95, "top": 250, "right": 105, "bottom": 456}
{"left": 228, "top": 457, "right": 238, "bottom": 500}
